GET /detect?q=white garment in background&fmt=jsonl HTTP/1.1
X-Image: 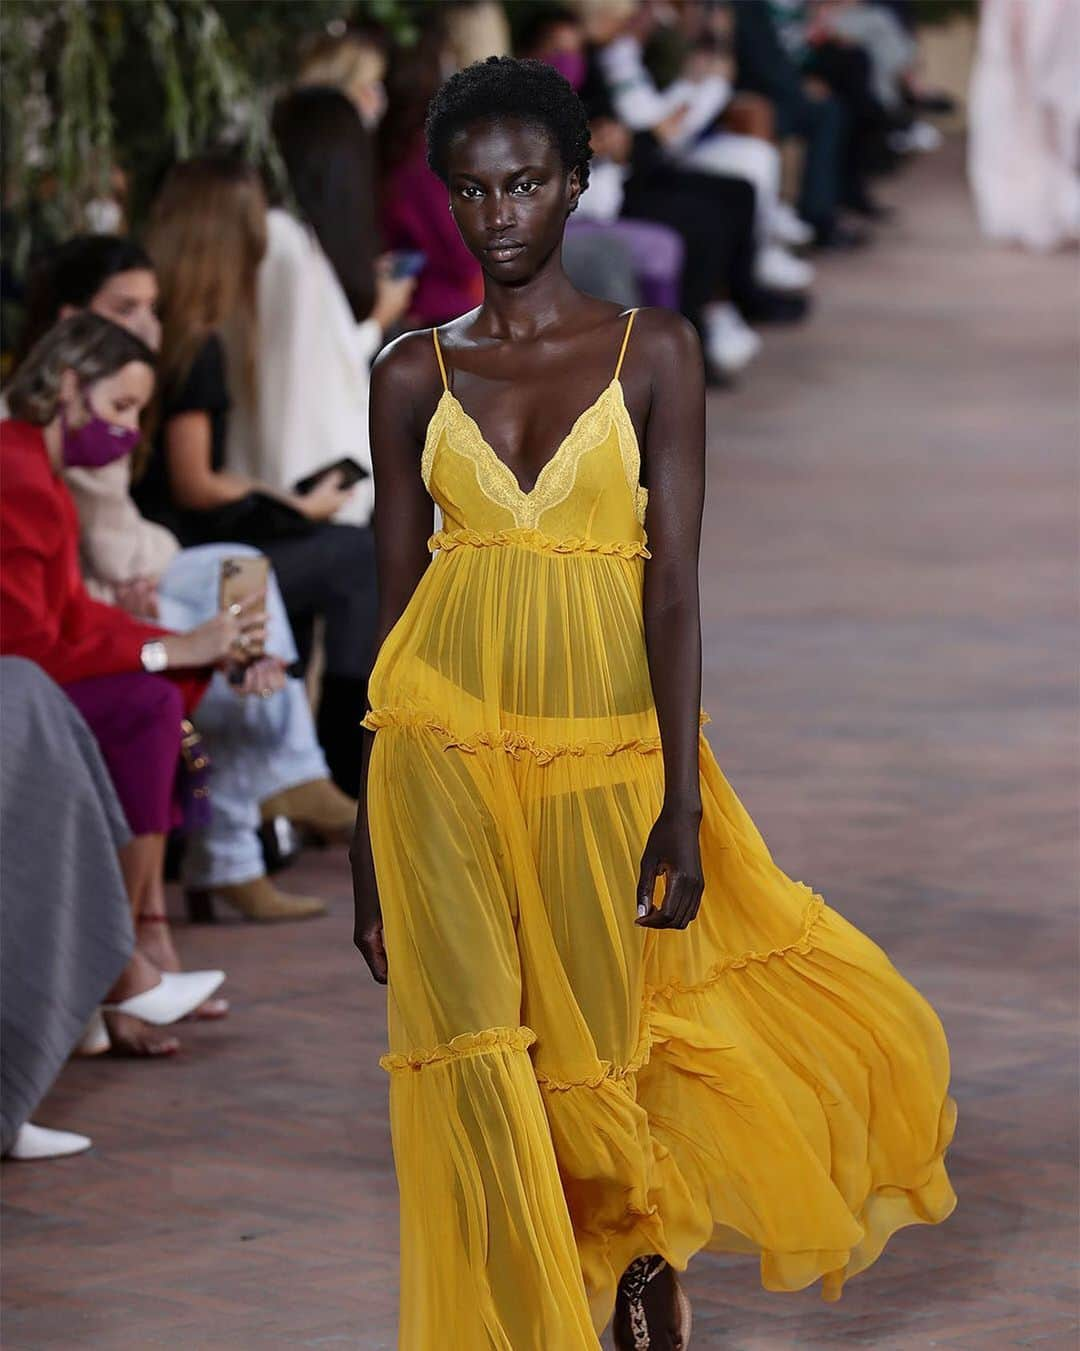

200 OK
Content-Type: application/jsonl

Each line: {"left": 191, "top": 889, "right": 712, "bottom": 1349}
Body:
{"left": 598, "top": 36, "right": 732, "bottom": 144}
{"left": 597, "top": 35, "right": 786, "bottom": 243}
{"left": 226, "top": 208, "right": 382, "bottom": 526}
{"left": 968, "top": 0, "right": 1080, "bottom": 252}
{"left": 576, "top": 160, "right": 628, "bottom": 223}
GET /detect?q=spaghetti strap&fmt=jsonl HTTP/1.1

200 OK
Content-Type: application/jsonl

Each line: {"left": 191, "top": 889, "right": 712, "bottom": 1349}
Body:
{"left": 613, "top": 309, "right": 637, "bottom": 383}
{"left": 432, "top": 326, "right": 449, "bottom": 392}
{"left": 613, "top": 309, "right": 638, "bottom": 382}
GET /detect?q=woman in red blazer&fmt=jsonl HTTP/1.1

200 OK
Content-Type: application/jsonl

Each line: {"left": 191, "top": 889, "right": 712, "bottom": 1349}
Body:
{"left": 1, "top": 314, "right": 267, "bottom": 1048}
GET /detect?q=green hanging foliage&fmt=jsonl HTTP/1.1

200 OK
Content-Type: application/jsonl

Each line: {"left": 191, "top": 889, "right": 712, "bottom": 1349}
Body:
{"left": 0, "top": 0, "right": 418, "bottom": 291}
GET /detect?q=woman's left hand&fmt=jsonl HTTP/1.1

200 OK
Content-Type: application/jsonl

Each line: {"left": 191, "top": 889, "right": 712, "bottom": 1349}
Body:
{"left": 232, "top": 655, "right": 287, "bottom": 699}
{"left": 635, "top": 807, "right": 705, "bottom": 929}
{"left": 114, "top": 575, "right": 160, "bottom": 620}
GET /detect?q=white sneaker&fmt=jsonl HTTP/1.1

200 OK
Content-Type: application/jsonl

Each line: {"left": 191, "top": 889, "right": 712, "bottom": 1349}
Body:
{"left": 889, "top": 120, "right": 944, "bottom": 154}
{"left": 755, "top": 242, "right": 815, "bottom": 292}
{"left": 7, "top": 1122, "right": 92, "bottom": 1161}
{"left": 768, "top": 201, "right": 815, "bottom": 248}
{"left": 705, "top": 304, "right": 763, "bottom": 375}
{"left": 101, "top": 969, "right": 225, "bottom": 1025}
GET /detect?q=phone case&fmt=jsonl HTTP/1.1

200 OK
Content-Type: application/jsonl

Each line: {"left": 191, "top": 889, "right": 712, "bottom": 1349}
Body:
{"left": 219, "top": 556, "right": 270, "bottom": 660}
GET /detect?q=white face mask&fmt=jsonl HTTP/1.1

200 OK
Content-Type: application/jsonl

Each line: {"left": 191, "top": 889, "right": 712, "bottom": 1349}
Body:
{"left": 84, "top": 198, "right": 124, "bottom": 234}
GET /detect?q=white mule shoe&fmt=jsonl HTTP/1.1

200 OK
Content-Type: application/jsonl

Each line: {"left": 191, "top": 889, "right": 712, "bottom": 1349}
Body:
{"left": 102, "top": 969, "right": 225, "bottom": 1025}
{"left": 7, "top": 1122, "right": 92, "bottom": 1160}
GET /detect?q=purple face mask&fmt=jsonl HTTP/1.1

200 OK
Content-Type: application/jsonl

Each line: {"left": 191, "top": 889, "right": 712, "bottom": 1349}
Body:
{"left": 546, "top": 50, "right": 587, "bottom": 93}
{"left": 61, "top": 389, "right": 141, "bottom": 470}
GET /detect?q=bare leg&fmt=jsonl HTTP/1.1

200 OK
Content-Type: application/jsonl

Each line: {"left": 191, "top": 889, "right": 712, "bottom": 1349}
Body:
{"left": 120, "top": 835, "right": 229, "bottom": 1020}
{"left": 118, "top": 833, "right": 166, "bottom": 922}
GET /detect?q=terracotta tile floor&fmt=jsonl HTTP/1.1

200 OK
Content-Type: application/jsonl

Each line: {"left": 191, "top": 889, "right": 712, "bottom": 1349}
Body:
{"left": 3, "top": 142, "right": 1077, "bottom": 1349}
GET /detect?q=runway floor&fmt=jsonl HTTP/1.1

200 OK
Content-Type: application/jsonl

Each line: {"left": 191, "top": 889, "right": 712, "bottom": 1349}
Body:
{"left": 4, "top": 142, "right": 1077, "bottom": 1349}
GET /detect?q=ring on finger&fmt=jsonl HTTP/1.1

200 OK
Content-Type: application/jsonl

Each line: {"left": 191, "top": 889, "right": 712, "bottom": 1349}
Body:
{"left": 228, "top": 601, "right": 243, "bottom": 617}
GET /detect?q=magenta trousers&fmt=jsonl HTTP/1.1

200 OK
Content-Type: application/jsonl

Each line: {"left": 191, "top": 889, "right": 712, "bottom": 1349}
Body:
{"left": 63, "top": 673, "right": 184, "bottom": 836}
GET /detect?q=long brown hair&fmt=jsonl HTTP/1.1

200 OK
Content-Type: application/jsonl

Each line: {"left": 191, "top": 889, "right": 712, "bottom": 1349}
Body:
{"left": 271, "top": 86, "right": 378, "bottom": 322}
{"left": 144, "top": 154, "right": 267, "bottom": 408}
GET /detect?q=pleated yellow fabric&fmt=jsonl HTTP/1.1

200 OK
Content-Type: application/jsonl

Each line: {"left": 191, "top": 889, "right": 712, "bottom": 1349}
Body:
{"left": 363, "top": 313, "right": 956, "bottom": 1348}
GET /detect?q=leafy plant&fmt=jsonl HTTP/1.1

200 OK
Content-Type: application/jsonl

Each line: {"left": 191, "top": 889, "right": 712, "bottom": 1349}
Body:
{"left": 0, "top": 0, "right": 418, "bottom": 289}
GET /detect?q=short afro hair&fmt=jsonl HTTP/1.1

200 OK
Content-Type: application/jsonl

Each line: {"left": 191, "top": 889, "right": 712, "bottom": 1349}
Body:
{"left": 425, "top": 55, "right": 592, "bottom": 197}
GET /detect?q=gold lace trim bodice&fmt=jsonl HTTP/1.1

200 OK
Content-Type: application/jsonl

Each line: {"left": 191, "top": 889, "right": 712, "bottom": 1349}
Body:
{"left": 421, "top": 310, "right": 649, "bottom": 534}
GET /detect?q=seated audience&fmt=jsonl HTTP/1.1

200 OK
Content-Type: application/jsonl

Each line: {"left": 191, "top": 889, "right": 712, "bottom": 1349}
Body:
{"left": 136, "top": 155, "right": 378, "bottom": 795}
{"left": 15, "top": 235, "right": 355, "bottom": 925}
{"left": 379, "top": 22, "right": 486, "bottom": 327}
{"left": 733, "top": 0, "right": 864, "bottom": 246}
{"left": 570, "top": 10, "right": 796, "bottom": 375}
{"left": 518, "top": 9, "right": 686, "bottom": 313}
{"left": 0, "top": 656, "right": 192, "bottom": 1146}
{"left": 227, "top": 86, "right": 413, "bottom": 532}
{"left": 0, "top": 316, "right": 245, "bottom": 1036}
{"left": 581, "top": 2, "right": 817, "bottom": 289}
{"left": 793, "top": 0, "right": 896, "bottom": 215}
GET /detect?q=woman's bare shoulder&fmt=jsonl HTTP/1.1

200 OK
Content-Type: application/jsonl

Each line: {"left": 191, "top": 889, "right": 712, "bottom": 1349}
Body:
{"left": 371, "top": 327, "right": 442, "bottom": 390}
{"left": 625, "top": 307, "right": 702, "bottom": 367}
{"left": 369, "top": 328, "right": 447, "bottom": 439}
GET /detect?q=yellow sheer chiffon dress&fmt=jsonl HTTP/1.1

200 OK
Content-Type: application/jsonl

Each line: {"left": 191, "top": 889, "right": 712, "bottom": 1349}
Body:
{"left": 361, "top": 313, "right": 956, "bottom": 1349}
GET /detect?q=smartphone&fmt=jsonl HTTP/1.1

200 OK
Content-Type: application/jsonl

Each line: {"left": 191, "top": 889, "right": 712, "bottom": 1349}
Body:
{"left": 293, "top": 456, "right": 370, "bottom": 497}
{"left": 389, "top": 249, "right": 426, "bottom": 280}
{"left": 219, "top": 555, "right": 270, "bottom": 662}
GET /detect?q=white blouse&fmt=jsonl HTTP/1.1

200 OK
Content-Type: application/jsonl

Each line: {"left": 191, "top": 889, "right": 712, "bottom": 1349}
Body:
{"left": 226, "top": 208, "right": 381, "bottom": 527}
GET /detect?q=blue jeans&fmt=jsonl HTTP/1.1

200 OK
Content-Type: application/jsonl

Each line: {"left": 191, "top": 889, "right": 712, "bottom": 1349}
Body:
{"left": 156, "top": 544, "right": 329, "bottom": 888}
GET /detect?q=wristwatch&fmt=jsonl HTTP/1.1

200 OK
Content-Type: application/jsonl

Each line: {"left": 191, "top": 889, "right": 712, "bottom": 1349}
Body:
{"left": 140, "top": 639, "right": 169, "bottom": 674}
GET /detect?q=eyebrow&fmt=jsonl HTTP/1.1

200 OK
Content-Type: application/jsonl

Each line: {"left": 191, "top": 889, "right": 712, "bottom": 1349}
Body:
{"left": 451, "top": 165, "right": 547, "bottom": 184}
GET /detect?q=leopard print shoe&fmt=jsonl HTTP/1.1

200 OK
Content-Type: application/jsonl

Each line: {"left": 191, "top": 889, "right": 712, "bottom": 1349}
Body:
{"left": 614, "top": 1255, "right": 692, "bottom": 1350}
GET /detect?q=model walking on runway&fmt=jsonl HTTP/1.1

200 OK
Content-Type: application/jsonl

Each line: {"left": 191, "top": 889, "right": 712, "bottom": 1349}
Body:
{"left": 351, "top": 56, "right": 955, "bottom": 1351}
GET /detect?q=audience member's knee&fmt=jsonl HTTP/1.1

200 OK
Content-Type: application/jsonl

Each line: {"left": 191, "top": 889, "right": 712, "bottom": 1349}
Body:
{"left": 129, "top": 673, "right": 185, "bottom": 733}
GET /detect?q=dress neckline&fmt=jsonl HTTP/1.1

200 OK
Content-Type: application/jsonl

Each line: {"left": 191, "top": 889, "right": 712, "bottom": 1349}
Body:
{"left": 437, "top": 379, "right": 625, "bottom": 501}
{"left": 429, "top": 310, "right": 638, "bottom": 502}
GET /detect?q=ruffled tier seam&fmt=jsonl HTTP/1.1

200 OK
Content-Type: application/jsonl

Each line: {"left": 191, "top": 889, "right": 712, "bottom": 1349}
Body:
{"left": 536, "top": 1016, "right": 653, "bottom": 1091}
{"left": 646, "top": 894, "right": 827, "bottom": 1000}
{"left": 360, "top": 708, "right": 711, "bottom": 763}
{"left": 380, "top": 1025, "right": 536, "bottom": 1073}
{"left": 428, "top": 527, "right": 651, "bottom": 559}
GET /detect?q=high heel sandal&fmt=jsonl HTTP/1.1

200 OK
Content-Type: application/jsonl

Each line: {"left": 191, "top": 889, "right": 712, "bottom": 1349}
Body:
{"left": 616, "top": 1256, "right": 692, "bottom": 1351}
{"left": 136, "top": 914, "right": 230, "bottom": 1020}
{"left": 101, "top": 969, "right": 225, "bottom": 1024}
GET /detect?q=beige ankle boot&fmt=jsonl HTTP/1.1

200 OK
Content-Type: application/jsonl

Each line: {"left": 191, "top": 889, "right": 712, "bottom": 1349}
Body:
{"left": 188, "top": 877, "right": 327, "bottom": 923}
{"left": 260, "top": 778, "right": 357, "bottom": 843}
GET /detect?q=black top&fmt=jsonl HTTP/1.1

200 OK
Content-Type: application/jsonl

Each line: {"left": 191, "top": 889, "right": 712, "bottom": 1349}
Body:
{"left": 135, "top": 334, "right": 231, "bottom": 546}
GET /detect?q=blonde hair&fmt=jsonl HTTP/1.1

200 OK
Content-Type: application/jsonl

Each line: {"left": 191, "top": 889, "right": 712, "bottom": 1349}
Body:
{"left": 144, "top": 155, "right": 267, "bottom": 408}
{"left": 297, "top": 33, "right": 386, "bottom": 102}
{"left": 443, "top": 2, "right": 511, "bottom": 68}
{"left": 5, "top": 312, "right": 155, "bottom": 425}
{"left": 563, "top": 0, "right": 637, "bottom": 33}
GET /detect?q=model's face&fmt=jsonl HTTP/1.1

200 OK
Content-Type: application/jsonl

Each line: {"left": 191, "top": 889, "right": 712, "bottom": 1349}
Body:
{"left": 447, "top": 118, "right": 580, "bottom": 284}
